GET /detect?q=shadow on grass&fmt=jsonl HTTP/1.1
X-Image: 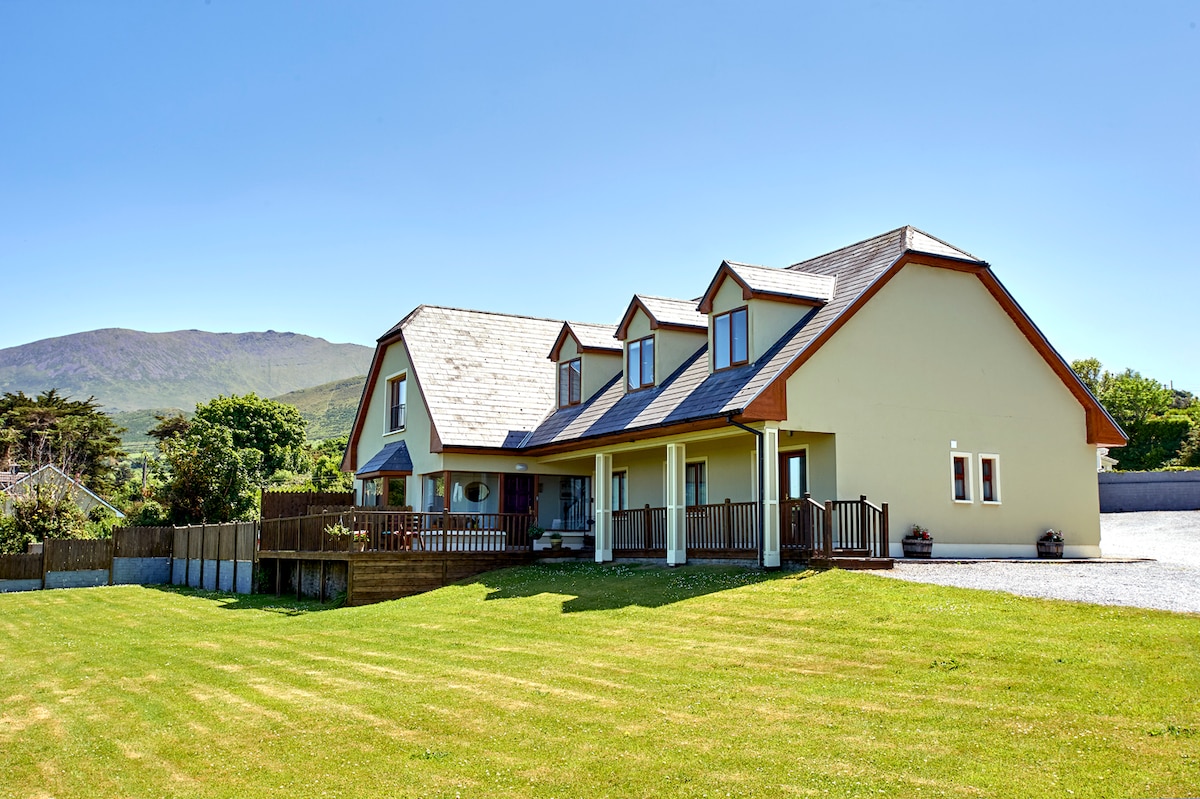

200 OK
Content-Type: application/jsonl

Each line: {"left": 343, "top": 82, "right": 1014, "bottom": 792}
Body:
{"left": 470, "top": 561, "right": 817, "bottom": 613}
{"left": 145, "top": 584, "right": 342, "bottom": 616}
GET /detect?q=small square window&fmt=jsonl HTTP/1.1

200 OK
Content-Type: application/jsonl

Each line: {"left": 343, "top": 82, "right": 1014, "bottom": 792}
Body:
{"left": 558, "top": 358, "right": 582, "bottom": 407}
{"left": 713, "top": 307, "right": 749, "bottom": 370}
{"left": 627, "top": 336, "right": 654, "bottom": 390}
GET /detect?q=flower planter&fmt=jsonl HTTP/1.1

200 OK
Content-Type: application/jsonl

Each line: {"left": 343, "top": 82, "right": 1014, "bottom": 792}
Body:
{"left": 1036, "top": 540, "right": 1064, "bottom": 559}
{"left": 902, "top": 538, "right": 933, "bottom": 559}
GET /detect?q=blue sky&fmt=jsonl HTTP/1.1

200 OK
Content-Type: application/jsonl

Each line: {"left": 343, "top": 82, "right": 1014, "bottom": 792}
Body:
{"left": 1, "top": 1, "right": 1197, "bottom": 392}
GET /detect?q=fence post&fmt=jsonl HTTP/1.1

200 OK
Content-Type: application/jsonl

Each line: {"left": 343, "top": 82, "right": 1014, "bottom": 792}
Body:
{"left": 723, "top": 499, "right": 732, "bottom": 550}
{"left": 107, "top": 535, "right": 114, "bottom": 586}
{"left": 40, "top": 540, "right": 49, "bottom": 589}
{"left": 643, "top": 504, "right": 652, "bottom": 550}
{"left": 881, "top": 502, "right": 890, "bottom": 559}
{"left": 859, "top": 495, "right": 868, "bottom": 554}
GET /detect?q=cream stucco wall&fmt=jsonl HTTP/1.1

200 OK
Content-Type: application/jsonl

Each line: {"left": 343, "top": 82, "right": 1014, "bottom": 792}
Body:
{"left": 783, "top": 263, "right": 1101, "bottom": 557}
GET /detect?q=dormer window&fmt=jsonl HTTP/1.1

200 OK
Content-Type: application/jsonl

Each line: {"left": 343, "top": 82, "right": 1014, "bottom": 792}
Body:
{"left": 387, "top": 374, "right": 407, "bottom": 432}
{"left": 713, "top": 307, "right": 748, "bottom": 370}
{"left": 627, "top": 336, "right": 654, "bottom": 390}
{"left": 558, "top": 358, "right": 582, "bottom": 407}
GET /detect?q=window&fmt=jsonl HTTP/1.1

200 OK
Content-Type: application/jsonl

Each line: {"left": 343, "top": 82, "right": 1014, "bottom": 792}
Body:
{"left": 951, "top": 453, "right": 972, "bottom": 502}
{"left": 685, "top": 462, "right": 707, "bottom": 507}
{"left": 713, "top": 307, "right": 749, "bottom": 370}
{"left": 363, "top": 477, "right": 382, "bottom": 507}
{"left": 387, "top": 375, "right": 407, "bottom": 432}
{"left": 626, "top": 336, "right": 654, "bottom": 390}
{"left": 558, "top": 358, "right": 582, "bottom": 407}
{"left": 979, "top": 455, "right": 1000, "bottom": 504}
{"left": 386, "top": 477, "right": 406, "bottom": 508}
{"left": 559, "top": 476, "right": 591, "bottom": 530}
{"left": 612, "top": 471, "right": 628, "bottom": 511}
{"left": 422, "top": 474, "right": 444, "bottom": 512}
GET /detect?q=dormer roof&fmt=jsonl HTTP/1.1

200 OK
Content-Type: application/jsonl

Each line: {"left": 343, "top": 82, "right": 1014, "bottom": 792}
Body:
{"left": 697, "top": 261, "right": 837, "bottom": 313}
{"left": 615, "top": 295, "right": 707, "bottom": 340}
{"left": 548, "top": 321, "right": 621, "bottom": 361}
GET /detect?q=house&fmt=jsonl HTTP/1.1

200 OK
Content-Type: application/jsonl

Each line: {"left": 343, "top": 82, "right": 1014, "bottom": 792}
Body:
{"left": 1, "top": 464, "right": 126, "bottom": 519}
{"left": 342, "top": 226, "right": 1125, "bottom": 563}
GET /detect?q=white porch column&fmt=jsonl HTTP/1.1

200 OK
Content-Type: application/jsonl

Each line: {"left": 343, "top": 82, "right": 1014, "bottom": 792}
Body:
{"left": 666, "top": 442, "right": 687, "bottom": 566}
{"left": 759, "top": 426, "right": 781, "bottom": 568}
{"left": 594, "top": 453, "right": 613, "bottom": 563}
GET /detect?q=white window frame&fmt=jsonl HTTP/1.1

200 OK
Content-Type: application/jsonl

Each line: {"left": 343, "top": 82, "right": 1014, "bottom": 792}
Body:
{"left": 384, "top": 371, "right": 407, "bottom": 435}
{"left": 685, "top": 458, "right": 708, "bottom": 507}
{"left": 978, "top": 453, "right": 1001, "bottom": 505}
{"left": 950, "top": 451, "right": 973, "bottom": 503}
{"left": 611, "top": 469, "right": 629, "bottom": 511}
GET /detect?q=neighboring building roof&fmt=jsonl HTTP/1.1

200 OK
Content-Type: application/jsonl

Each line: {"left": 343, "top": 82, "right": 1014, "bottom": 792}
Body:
{"left": 0, "top": 464, "right": 126, "bottom": 519}
{"left": 615, "top": 295, "right": 707, "bottom": 340}
{"left": 548, "top": 321, "right": 620, "bottom": 361}
{"left": 373, "top": 306, "right": 566, "bottom": 450}
{"left": 356, "top": 440, "right": 414, "bottom": 477}
{"left": 698, "top": 261, "right": 836, "bottom": 312}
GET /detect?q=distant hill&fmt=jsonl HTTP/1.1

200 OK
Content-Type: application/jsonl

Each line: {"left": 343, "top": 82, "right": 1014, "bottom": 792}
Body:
{"left": 0, "top": 329, "right": 372, "bottom": 412}
{"left": 109, "top": 376, "right": 366, "bottom": 452}
{"left": 271, "top": 376, "right": 366, "bottom": 442}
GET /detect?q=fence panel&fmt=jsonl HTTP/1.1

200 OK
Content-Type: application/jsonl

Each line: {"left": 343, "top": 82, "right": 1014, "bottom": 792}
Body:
{"left": 44, "top": 539, "right": 112, "bottom": 572}
{"left": 261, "top": 491, "right": 355, "bottom": 520}
{"left": 0, "top": 553, "right": 42, "bottom": 581}
{"left": 113, "top": 527, "right": 175, "bottom": 558}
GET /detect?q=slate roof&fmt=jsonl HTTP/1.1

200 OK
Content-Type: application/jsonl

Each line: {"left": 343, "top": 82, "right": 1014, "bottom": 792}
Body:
{"left": 565, "top": 321, "right": 620, "bottom": 351}
{"left": 721, "top": 261, "right": 837, "bottom": 303}
{"left": 356, "top": 440, "right": 413, "bottom": 476}
{"left": 523, "top": 226, "right": 987, "bottom": 448}
{"left": 635, "top": 295, "right": 707, "bottom": 329}
{"left": 399, "top": 306, "right": 566, "bottom": 449}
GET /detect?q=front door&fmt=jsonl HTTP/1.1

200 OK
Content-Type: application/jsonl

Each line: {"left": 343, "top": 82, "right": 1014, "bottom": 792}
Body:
{"left": 780, "top": 451, "right": 809, "bottom": 550}
{"left": 502, "top": 474, "right": 536, "bottom": 515}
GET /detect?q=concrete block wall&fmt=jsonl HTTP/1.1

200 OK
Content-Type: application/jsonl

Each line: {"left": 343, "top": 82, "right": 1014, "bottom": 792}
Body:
{"left": 171, "top": 558, "right": 253, "bottom": 595}
{"left": 1099, "top": 471, "right": 1200, "bottom": 512}
{"left": 45, "top": 570, "right": 109, "bottom": 589}
{"left": 0, "top": 579, "right": 42, "bottom": 593}
{"left": 112, "top": 557, "right": 171, "bottom": 585}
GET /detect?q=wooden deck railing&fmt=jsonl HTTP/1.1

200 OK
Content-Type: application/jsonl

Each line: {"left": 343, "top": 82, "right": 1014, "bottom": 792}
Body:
{"left": 259, "top": 509, "right": 537, "bottom": 554}
{"left": 613, "top": 505, "right": 667, "bottom": 551}
{"left": 783, "top": 494, "right": 889, "bottom": 558}
{"left": 687, "top": 500, "right": 757, "bottom": 551}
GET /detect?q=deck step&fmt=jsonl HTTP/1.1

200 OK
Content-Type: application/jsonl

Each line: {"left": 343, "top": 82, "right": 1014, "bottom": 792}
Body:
{"left": 810, "top": 556, "right": 894, "bottom": 571}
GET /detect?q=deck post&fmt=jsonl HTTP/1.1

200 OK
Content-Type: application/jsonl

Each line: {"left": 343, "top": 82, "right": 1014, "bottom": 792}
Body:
{"left": 665, "top": 443, "right": 687, "bottom": 566}
{"left": 593, "top": 453, "right": 613, "bottom": 563}
{"left": 823, "top": 501, "right": 834, "bottom": 560}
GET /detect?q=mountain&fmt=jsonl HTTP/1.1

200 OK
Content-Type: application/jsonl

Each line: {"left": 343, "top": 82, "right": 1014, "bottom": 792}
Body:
{"left": 0, "top": 329, "right": 372, "bottom": 412}
{"left": 270, "top": 376, "right": 366, "bottom": 441}
{"left": 109, "top": 375, "right": 366, "bottom": 453}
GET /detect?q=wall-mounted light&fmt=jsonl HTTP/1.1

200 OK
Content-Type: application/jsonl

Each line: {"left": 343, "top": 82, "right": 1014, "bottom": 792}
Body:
{"left": 515, "top": 463, "right": 528, "bottom": 472}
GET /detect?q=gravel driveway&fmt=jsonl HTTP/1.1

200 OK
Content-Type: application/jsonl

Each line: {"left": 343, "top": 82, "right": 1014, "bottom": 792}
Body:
{"left": 878, "top": 511, "right": 1200, "bottom": 614}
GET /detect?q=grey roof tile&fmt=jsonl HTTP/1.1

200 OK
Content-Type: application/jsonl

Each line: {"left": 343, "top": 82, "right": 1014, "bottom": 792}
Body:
{"left": 723, "top": 261, "right": 837, "bottom": 303}
{"left": 637, "top": 295, "right": 707, "bottom": 329}
{"left": 566, "top": 321, "right": 620, "bottom": 351}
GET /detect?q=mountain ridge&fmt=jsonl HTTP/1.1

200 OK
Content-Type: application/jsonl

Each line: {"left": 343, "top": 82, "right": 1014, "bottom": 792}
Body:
{"left": 0, "top": 328, "right": 373, "bottom": 412}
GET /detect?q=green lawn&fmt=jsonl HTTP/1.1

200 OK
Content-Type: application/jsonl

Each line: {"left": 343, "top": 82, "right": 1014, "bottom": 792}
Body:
{"left": 1, "top": 563, "right": 1198, "bottom": 798}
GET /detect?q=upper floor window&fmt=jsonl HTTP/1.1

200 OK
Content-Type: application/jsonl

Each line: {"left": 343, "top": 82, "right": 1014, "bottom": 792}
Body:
{"left": 387, "top": 375, "right": 407, "bottom": 432}
{"left": 713, "top": 307, "right": 749, "bottom": 370}
{"left": 627, "top": 336, "right": 654, "bottom": 390}
{"left": 558, "top": 358, "right": 582, "bottom": 407}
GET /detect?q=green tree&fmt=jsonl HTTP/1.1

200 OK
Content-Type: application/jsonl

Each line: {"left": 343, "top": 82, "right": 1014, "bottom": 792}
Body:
{"left": 0, "top": 390, "right": 123, "bottom": 494}
{"left": 158, "top": 419, "right": 263, "bottom": 524}
{"left": 1100, "top": 370, "right": 1173, "bottom": 430}
{"left": 191, "top": 394, "right": 307, "bottom": 477}
{"left": 1070, "top": 357, "right": 1105, "bottom": 396}
{"left": 154, "top": 394, "right": 307, "bottom": 523}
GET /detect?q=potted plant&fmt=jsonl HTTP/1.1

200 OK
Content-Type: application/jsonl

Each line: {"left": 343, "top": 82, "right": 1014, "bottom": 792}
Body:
{"left": 548, "top": 531, "right": 563, "bottom": 551}
{"left": 324, "top": 522, "right": 354, "bottom": 550}
{"left": 902, "top": 524, "right": 933, "bottom": 558}
{"left": 528, "top": 524, "right": 545, "bottom": 550}
{"left": 1037, "top": 529, "right": 1064, "bottom": 559}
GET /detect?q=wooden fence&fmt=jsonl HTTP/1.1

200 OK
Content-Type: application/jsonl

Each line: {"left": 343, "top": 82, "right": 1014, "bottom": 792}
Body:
{"left": 782, "top": 494, "right": 889, "bottom": 559}
{"left": 613, "top": 505, "right": 668, "bottom": 551}
{"left": 261, "top": 490, "right": 355, "bottom": 520}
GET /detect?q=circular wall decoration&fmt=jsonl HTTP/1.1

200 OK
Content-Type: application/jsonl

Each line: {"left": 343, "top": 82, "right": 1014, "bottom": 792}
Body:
{"left": 464, "top": 481, "right": 490, "bottom": 503}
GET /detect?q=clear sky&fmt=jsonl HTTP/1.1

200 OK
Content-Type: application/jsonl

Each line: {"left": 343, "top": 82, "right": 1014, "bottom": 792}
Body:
{"left": 1, "top": 2, "right": 1196, "bottom": 392}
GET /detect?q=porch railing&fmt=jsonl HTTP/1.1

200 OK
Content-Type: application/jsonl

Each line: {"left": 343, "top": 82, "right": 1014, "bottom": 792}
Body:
{"left": 783, "top": 494, "right": 889, "bottom": 559}
{"left": 687, "top": 500, "right": 758, "bottom": 551}
{"left": 613, "top": 505, "right": 667, "bottom": 551}
{"left": 259, "top": 509, "right": 537, "bottom": 553}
